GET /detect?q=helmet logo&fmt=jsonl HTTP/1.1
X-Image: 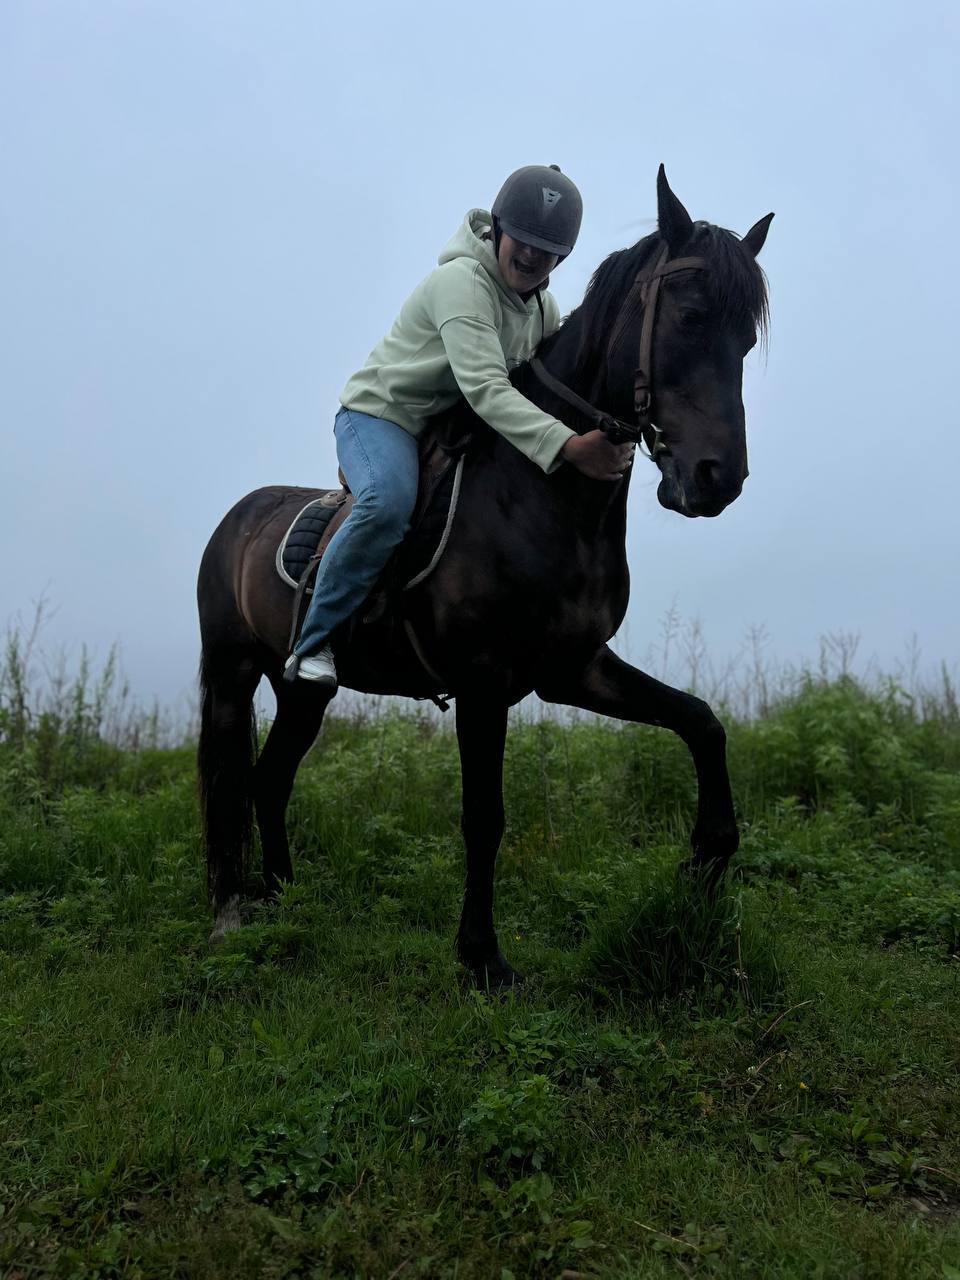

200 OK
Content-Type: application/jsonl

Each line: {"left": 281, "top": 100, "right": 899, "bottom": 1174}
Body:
{"left": 541, "top": 187, "right": 562, "bottom": 210}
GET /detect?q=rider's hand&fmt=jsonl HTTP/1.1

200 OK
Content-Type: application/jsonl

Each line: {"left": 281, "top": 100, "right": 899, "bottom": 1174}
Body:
{"left": 560, "top": 430, "right": 635, "bottom": 481}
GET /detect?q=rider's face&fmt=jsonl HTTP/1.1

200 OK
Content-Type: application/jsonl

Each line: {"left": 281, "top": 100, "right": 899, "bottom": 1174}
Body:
{"left": 497, "top": 232, "right": 559, "bottom": 293}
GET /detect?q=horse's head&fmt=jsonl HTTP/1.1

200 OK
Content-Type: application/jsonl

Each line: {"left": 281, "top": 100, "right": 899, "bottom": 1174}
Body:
{"left": 579, "top": 168, "right": 773, "bottom": 518}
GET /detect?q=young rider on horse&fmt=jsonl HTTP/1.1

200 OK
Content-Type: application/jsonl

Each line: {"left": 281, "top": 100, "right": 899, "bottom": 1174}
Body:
{"left": 286, "top": 164, "right": 635, "bottom": 685}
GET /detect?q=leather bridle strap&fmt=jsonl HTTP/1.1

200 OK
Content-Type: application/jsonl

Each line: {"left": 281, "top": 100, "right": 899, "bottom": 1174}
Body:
{"left": 606, "top": 250, "right": 707, "bottom": 362}
{"left": 616, "top": 250, "right": 707, "bottom": 431}
{"left": 528, "top": 355, "right": 635, "bottom": 439}
{"left": 528, "top": 243, "right": 707, "bottom": 454}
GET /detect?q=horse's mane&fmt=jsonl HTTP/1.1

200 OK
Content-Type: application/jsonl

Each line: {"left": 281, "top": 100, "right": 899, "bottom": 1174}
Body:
{"left": 555, "top": 223, "right": 769, "bottom": 383}
{"left": 437, "top": 222, "right": 769, "bottom": 445}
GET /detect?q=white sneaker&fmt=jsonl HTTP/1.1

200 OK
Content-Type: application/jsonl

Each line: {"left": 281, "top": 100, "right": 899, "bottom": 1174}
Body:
{"left": 285, "top": 647, "right": 337, "bottom": 686}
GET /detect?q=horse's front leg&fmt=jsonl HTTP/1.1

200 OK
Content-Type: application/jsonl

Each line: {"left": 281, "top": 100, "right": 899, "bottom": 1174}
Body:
{"left": 537, "top": 645, "right": 739, "bottom": 881}
{"left": 454, "top": 694, "right": 522, "bottom": 989}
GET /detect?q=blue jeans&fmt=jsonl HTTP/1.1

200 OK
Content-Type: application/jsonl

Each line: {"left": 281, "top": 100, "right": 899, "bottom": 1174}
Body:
{"left": 294, "top": 407, "right": 420, "bottom": 656}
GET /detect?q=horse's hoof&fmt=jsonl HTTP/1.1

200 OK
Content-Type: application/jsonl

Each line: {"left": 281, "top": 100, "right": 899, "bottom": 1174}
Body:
{"left": 691, "top": 823, "right": 740, "bottom": 862}
{"left": 678, "top": 857, "right": 727, "bottom": 893}
{"left": 465, "top": 952, "right": 525, "bottom": 993}
{"left": 482, "top": 963, "right": 525, "bottom": 994}
{"left": 208, "top": 895, "right": 242, "bottom": 946}
{"left": 252, "top": 878, "right": 289, "bottom": 904}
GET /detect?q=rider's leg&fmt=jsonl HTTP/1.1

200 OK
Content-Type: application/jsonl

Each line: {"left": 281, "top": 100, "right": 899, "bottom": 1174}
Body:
{"left": 294, "top": 407, "right": 419, "bottom": 659}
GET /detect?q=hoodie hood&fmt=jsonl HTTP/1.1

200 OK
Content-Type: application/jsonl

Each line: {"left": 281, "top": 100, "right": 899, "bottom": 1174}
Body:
{"left": 340, "top": 208, "right": 572, "bottom": 474}
{"left": 437, "top": 209, "right": 536, "bottom": 313}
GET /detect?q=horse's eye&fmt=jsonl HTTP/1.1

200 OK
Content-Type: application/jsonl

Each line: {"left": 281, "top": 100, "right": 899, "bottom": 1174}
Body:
{"left": 679, "top": 308, "right": 708, "bottom": 328}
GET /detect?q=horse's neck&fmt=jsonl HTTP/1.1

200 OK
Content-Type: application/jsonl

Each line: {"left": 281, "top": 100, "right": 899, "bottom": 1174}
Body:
{"left": 465, "top": 437, "right": 626, "bottom": 578}
{"left": 502, "top": 317, "right": 633, "bottom": 537}
{"left": 532, "top": 310, "right": 631, "bottom": 423}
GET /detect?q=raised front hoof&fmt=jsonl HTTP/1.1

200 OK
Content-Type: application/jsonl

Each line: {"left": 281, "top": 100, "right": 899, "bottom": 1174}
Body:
{"left": 678, "top": 855, "right": 729, "bottom": 894}
{"left": 691, "top": 821, "right": 740, "bottom": 860}
{"left": 208, "top": 895, "right": 242, "bottom": 947}
{"left": 689, "top": 825, "right": 739, "bottom": 884}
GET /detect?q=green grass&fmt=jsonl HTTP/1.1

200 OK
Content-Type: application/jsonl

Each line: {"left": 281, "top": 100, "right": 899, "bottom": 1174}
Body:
{"left": 1, "top": 668, "right": 960, "bottom": 1278}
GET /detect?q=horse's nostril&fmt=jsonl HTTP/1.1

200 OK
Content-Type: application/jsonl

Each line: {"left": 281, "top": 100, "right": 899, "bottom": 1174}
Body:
{"left": 694, "top": 459, "right": 723, "bottom": 491}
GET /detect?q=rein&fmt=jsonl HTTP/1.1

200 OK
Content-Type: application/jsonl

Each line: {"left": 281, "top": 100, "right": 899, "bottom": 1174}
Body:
{"left": 530, "top": 243, "right": 707, "bottom": 459}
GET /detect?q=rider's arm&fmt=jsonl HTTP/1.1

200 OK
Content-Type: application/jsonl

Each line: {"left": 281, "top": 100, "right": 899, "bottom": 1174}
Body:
{"left": 431, "top": 265, "right": 574, "bottom": 474}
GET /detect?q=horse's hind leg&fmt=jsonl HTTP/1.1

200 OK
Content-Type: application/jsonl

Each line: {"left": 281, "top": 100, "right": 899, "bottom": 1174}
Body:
{"left": 199, "top": 645, "right": 261, "bottom": 943}
{"left": 254, "top": 681, "right": 334, "bottom": 896}
{"left": 537, "top": 644, "right": 738, "bottom": 882}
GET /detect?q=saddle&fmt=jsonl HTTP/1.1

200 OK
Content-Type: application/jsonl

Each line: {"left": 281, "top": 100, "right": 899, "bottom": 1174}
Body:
{"left": 277, "top": 420, "right": 474, "bottom": 681}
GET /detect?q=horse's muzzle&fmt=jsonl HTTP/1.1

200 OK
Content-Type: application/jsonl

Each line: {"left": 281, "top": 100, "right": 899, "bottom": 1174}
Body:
{"left": 656, "top": 455, "right": 745, "bottom": 518}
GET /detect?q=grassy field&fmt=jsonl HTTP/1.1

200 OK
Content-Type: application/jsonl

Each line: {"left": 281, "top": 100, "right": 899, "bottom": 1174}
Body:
{"left": 1, "top": 644, "right": 959, "bottom": 1278}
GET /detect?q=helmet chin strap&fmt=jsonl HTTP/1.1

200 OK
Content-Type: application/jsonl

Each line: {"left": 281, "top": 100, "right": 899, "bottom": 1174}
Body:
{"left": 492, "top": 216, "right": 544, "bottom": 309}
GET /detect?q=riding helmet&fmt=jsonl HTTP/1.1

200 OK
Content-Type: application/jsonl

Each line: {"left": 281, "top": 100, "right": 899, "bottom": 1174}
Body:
{"left": 492, "top": 164, "right": 583, "bottom": 259}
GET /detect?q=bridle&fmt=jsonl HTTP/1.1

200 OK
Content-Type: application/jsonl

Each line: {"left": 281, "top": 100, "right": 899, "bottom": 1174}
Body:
{"left": 529, "top": 243, "right": 707, "bottom": 459}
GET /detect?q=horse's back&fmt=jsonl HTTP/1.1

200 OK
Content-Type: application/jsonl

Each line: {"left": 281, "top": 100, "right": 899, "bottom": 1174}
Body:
{"left": 198, "top": 485, "right": 336, "bottom": 656}
{"left": 206, "top": 485, "right": 330, "bottom": 543}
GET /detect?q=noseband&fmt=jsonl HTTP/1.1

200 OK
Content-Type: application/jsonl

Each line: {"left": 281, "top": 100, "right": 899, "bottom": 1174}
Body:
{"left": 530, "top": 243, "right": 707, "bottom": 459}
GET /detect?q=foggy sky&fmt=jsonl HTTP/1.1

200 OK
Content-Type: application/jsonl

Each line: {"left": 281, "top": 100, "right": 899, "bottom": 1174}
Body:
{"left": 2, "top": 0, "right": 957, "bottom": 714}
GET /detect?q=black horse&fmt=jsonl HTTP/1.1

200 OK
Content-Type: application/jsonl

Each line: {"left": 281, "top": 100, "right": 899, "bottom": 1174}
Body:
{"left": 197, "top": 167, "right": 773, "bottom": 986}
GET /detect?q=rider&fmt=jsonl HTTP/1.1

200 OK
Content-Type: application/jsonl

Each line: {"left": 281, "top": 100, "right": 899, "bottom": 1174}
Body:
{"left": 287, "top": 164, "right": 634, "bottom": 685}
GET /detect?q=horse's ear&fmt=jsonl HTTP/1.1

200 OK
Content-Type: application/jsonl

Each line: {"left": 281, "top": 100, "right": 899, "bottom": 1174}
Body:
{"left": 741, "top": 212, "right": 774, "bottom": 258}
{"left": 657, "top": 164, "right": 694, "bottom": 252}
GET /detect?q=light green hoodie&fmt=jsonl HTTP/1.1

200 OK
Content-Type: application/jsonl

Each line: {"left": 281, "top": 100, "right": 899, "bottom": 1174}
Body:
{"left": 340, "top": 209, "right": 575, "bottom": 474}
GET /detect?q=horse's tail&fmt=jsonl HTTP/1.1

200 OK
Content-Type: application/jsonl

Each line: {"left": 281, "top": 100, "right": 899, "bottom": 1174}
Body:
{"left": 198, "top": 648, "right": 257, "bottom": 907}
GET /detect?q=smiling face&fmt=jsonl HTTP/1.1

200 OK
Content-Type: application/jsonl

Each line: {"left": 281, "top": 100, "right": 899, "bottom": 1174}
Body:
{"left": 496, "top": 231, "right": 559, "bottom": 293}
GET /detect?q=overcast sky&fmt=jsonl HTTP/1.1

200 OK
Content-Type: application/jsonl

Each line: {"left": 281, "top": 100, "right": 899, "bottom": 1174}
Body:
{"left": 2, "top": 0, "right": 957, "bottom": 715}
